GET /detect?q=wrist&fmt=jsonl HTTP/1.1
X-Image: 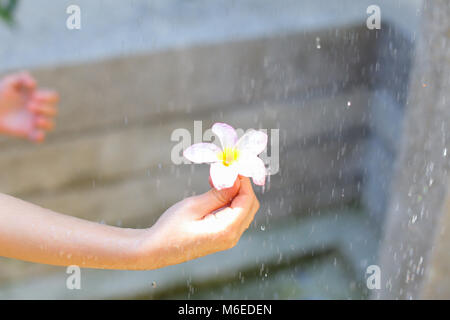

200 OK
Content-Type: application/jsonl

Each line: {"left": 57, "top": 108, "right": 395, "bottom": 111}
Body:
{"left": 127, "top": 226, "right": 166, "bottom": 270}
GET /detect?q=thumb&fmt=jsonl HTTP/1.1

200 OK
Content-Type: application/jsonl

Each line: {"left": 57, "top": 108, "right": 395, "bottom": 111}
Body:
{"left": 192, "top": 177, "right": 240, "bottom": 216}
{"left": 4, "top": 72, "right": 36, "bottom": 91}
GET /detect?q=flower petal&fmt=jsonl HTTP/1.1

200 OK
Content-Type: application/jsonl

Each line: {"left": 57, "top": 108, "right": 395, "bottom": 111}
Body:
{"left": 183, "top": 143, "right": 221, "bottom": 163}
{"left": 212, "top": 123, "right": 238, "bottom": 149}
{"left": 235, "top": 129, "right": 268, "bottom": 155}
{"left": 237, "top": 152, "right": 266, "bottom": 186}
{"left": 210, "top": 162, "right": 239, "bottom": 190}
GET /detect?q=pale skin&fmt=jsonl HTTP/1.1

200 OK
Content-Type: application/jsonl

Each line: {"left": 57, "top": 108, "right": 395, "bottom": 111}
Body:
{"left": 0, "top": 72, "right": 260, "bottom": 270}
{"left": 0, "top": 72, "right": 58, "bottom": 142}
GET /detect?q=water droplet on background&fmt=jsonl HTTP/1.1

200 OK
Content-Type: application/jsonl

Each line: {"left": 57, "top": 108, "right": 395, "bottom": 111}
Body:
{"left": 316, "top": 37, "right": 321, "bottom": 49}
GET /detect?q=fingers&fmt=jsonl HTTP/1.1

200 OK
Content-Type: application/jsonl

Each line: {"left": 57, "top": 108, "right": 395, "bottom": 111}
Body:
{"left": 28, "top": 103, "right": 58, "bottom": 117}
{"left": 31, "top": 90, "right": 59, "bottom": 104}
{"left": 230, "top": 175, "right": 256, "bottom": 212}
{"left": 208, "top": 175, "right": 214, "bottom": 189}
{"left": 35, "top": 116, "right": 55, "bottom": 131}
{"left": 27, "top": 129, "right": 45, "bottom": 143}
{"left": 188, "top": 177, "right": 241, "bottom": 218}
{"left": 240, "top": 193, "right": 260, "bottom": 232}
{"left": 213, "top": 176, "right": 259, "bottom": 231}
{"left": 199, "top": 176, "right": 259, "bottom": 250}
{"left": 27, "top": 90, "right": 59, "bottom": 139}
{"left": 18, "top": 72, "right": 37, "bottom": 91}
{"left": 3, "top": 72, "right": 36, "bottom": 92}
{"left": 28, "top": 90, "right": 59, "bottom": 115}
{"left": 0, "top": 72, "right": 58, "bottom": 143}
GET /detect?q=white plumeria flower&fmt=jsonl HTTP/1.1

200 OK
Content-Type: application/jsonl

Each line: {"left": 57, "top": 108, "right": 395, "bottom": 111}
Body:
{"left": 183, "top": 123, "right": 268, "bottom": 190}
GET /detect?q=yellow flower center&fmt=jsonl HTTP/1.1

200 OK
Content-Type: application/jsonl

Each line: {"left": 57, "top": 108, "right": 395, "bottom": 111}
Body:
{"left": 218, "top": 147, "right": 240, "bottom": 166}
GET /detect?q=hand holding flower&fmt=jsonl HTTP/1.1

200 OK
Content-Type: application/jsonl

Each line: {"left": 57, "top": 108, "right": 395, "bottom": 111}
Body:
{"left": 135, "top": 175, "right": 259, "bottom": 269}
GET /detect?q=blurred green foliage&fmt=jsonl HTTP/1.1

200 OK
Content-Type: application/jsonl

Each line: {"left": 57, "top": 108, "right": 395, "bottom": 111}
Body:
{"left": 0, "top": 0, "right": 18, "bottom": 25}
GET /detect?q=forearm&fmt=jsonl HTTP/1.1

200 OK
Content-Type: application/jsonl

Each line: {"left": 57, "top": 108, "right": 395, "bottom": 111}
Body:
{"left": 0, "top": 193, "right": 150, "bottom": 270}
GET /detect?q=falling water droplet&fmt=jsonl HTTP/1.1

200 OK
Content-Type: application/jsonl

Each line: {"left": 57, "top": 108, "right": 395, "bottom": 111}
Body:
{"left": 151, "top": 281, "right": 157, "bottom": 288}
{"left": 316, "top": 37, "right": 321, "bottom": 49}
{"left": 411, "top": 215, "right": 418, "bottom": 224}
{"left": 260, "top": 225, "right": 266, "bottom": 231}
{"left": 444, "top": 148, "right": 448, "bottom": 157}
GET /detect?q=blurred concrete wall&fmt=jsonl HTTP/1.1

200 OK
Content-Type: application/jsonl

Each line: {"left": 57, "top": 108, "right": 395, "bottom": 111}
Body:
{"left": 422, "top": 187, "right": 450, "bottom": 298}
{"left": 0, "top": 0, "right": 423, "bottom": 299}
{"left": 376, "top": 0, "right": 450, "bottom": 299}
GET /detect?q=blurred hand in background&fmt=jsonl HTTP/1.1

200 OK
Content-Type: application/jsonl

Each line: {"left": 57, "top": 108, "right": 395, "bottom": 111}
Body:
{"left": 0, "top": 72, "right": 58, "bottom": 142}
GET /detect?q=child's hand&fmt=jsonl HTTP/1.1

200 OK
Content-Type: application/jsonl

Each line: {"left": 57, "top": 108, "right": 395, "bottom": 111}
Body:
{"left": 136, "top": 176, "right": 260, "bottom": 269}
{"left": 0, "top": 72, "right": 59, "bottom": 142}
{"left": 0, "top": 175, "right": 259, "bottom": 270}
